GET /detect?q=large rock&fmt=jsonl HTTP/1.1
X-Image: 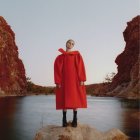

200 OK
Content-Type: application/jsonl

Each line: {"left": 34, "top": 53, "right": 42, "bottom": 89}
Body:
{"left": 109, "top": 15, "right": 140, "bottom": 99}
{"left": 34, "top": 122, "right": 128, "bottom": 140}
{"left": 0, "top": 16, "right": 26, "bottom": 95}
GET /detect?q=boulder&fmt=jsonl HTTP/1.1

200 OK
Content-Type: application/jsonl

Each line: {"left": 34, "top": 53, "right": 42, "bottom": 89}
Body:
{"left": 34, "top": 122, "right": 128, "bottom": 140}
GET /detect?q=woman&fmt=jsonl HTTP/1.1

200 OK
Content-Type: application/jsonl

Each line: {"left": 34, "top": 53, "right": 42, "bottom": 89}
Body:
{"left": 54, "top": 39, "right": 87, "bottom": 127}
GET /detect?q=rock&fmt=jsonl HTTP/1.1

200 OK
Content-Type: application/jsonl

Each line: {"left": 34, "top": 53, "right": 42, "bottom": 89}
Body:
{"left": 34, "top": 122, "right": 128, "bottom": 140}
{"left": 86, "top": 83, "right": 111, "bottom": 96}
{"left": 0, "top": 16, "right": 26, "bottom": 95}
{"left": 109, "top": 15, "right": 140, "bottom": 99}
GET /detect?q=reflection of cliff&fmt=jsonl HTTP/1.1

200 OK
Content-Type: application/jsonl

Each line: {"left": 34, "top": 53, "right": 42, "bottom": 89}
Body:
{"left": 0, "top": 97, "right": 17, "bottom": 139}
{"left": 120, "top": 99, "right": 139, "bottom": 138}
{"left": 0, "top": 97, "right": 17, "bottom": 117}
{"left": 108, "top": 16, "right": 140, "bottom": 99}
{"left": 0, "top": 16, "right": 26, "bottom": 95}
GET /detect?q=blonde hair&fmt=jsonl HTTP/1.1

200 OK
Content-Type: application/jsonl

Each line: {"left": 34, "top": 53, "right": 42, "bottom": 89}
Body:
{"left": 66, "top": 39, "right": 75, "bottom": 45}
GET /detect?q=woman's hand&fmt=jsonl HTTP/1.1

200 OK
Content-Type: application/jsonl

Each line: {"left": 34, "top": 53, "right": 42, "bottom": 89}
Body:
{"left": 80, "top": 81, "right": 84, "bottom": 86}
{"left": 56, "top": 84, "right": 61, "bottom": 88}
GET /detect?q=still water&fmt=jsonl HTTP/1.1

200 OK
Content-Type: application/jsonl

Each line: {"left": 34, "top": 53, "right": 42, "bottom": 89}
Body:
{"left": 0, "top": 95, "right": 139, "bottom": 140}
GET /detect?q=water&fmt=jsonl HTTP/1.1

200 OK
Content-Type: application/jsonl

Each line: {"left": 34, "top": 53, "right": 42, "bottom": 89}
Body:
{"left": 0, "top": 95, "right": 139, "bottom": 140}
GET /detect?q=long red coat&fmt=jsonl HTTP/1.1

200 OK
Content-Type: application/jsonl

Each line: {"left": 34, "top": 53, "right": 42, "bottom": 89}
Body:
{"left": 54, "top": 48, "right": 87, "bottom": 110}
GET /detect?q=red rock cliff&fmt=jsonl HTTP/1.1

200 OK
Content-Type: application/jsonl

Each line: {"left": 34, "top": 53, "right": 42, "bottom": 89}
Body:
{"left": 0, "top": 16, "right": 26, "bottom": 95}
{"left": 109, "top": 15, "right": 140, "bottom": 98}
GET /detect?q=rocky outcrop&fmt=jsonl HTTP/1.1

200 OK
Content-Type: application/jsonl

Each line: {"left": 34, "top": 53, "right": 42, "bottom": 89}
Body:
{"left": 0, "top": 16, "right": 26, "bottom": 95}
{"left": 86, "top": 83, "right": 111, "bottom": 96}
{"left": 108, "top": 15, "right": 140, "bottom": 99}
{"left": 34, "top": 122, "right": 128, "bottom": 140}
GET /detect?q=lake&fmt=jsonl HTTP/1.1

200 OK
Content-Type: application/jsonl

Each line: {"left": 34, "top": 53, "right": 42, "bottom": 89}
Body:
{"left": 0, "top": 95, "right": 139, "bottom": 140}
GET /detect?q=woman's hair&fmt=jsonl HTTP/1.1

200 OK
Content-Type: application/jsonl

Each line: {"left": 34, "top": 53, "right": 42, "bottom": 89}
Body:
{"left": 66, "top": 39, "right": 75, "bottom": 45}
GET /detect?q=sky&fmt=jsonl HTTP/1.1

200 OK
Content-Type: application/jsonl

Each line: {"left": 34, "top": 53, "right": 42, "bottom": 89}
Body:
{"left": 0, "top": 0, "right": 139, "bottom": 86}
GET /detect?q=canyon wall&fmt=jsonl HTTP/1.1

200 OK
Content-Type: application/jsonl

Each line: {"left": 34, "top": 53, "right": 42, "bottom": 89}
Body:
{"left": 0, "top": 16, "right": 26, "bottom": 95}
{"left": 109, "top": 15, "right": 140, "bottom": 98}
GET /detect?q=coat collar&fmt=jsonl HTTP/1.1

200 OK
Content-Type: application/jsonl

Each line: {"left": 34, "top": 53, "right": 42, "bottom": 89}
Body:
{"left": 58, "top": 48, "right": 79, "bottom": 54}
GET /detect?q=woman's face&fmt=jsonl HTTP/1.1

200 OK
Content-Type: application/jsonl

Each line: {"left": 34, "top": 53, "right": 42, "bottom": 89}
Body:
{"left": 66, "top": 40, "right": 75, "bottom": 49}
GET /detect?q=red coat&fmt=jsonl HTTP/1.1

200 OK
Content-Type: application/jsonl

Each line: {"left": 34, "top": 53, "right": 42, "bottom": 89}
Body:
{"left": 54, "top": 48, "right": 87, "bottom": 110}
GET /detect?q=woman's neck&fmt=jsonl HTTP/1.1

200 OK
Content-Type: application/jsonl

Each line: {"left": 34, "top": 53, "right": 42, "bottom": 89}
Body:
{"left": 66, "top": 48, "right": 72, "bottom": 52}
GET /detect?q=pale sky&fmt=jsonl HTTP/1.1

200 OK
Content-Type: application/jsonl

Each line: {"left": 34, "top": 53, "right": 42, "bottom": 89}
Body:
{"left": 0, "top": 0, "right": 139, "bottom": 86}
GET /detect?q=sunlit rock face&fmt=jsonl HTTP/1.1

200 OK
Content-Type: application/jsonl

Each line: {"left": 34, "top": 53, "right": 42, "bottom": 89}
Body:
{"left": 0, "top": 16, "right": 26, "bottom": 95}
{"left": 110, "top": 16, "right": 140, "bottom": 98}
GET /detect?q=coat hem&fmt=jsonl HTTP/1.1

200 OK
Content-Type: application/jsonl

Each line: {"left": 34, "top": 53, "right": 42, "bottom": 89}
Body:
{"left": 56, "top": 106, "right": 87, "bottom": 110}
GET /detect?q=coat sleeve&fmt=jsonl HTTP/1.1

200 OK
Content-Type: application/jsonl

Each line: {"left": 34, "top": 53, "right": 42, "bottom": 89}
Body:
{"left": 75, "top": 53, "right": 86, "bottom": 82}
{"left": 54, "top": 55, "right": 63, "bottom": 84}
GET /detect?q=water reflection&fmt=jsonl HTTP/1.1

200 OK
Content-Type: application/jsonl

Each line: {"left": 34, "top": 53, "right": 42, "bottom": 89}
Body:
{"left": 0, "top": 95, "right": 139, "bottom": 140}
{"left": 0, "top": 97, "right": 18, "bottom": 140}
{"left": 120, "top": 99, "right": 140, "bottom": 138}
{"left": 121, "top": 99, "right": 139, "bottom": 108}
